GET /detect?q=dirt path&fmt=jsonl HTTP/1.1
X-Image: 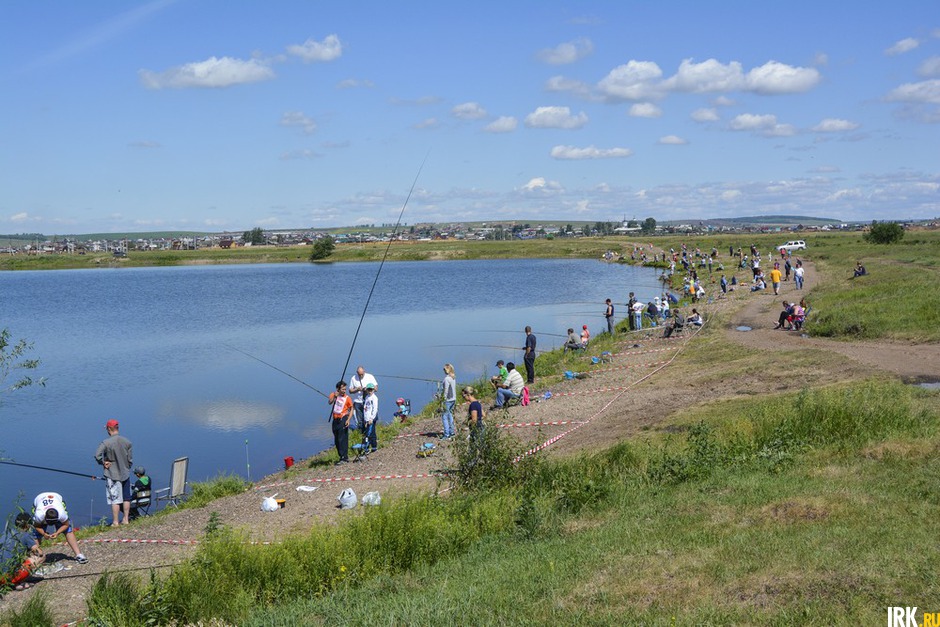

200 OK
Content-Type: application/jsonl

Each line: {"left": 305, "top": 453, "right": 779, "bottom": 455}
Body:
{"left": 3, "top": 259, "right": 938, "bottom": 624}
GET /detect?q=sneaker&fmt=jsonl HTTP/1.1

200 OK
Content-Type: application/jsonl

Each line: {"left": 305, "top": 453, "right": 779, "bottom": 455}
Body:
{"left": 335, "top": 459, "right": 349, "bottom": 466}
{"left": 370, "top": 448, "right": 378, "bottom": 454}
{"left": 76, "top": 554, "right": 88, "bottom": 564}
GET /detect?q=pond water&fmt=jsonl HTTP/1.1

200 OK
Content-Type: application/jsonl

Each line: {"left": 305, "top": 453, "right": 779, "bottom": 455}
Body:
{"left": 0, "top": 258, "right": 662, "bottom": 524}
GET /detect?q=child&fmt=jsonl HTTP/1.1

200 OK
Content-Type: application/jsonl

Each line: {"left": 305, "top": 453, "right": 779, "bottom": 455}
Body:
{"left": 0, "top": 513, "right": 45, "bottom": 591}
{"left": 394, "top": 397, "right": 411, "bottom": 422}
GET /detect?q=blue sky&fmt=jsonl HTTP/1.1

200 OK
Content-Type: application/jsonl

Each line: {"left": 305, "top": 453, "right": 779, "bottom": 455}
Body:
{"left": 2, "top": 1, "right": 938, "bottom": 234}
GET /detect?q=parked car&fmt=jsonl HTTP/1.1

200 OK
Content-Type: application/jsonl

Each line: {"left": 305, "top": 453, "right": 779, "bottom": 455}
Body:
{"left": 778, "top": 240, "right": 806, "bottom": 252}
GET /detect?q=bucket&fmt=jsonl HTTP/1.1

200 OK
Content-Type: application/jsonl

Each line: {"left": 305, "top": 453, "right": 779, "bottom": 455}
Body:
{"left": 275, "top": 499, "right": 286, "bottom": 509}
{"left": 284, "top": 456, "right": 294, "bottom": 469}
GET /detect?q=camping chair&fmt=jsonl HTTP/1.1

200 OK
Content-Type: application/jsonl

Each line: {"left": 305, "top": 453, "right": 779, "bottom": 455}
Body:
{"left": 129, "top": 488, "right": 152, "bottom": 519}
{"left": 155, "top": 457, "right": 189, "bottom": 508}
{"left": 351, "top": 424, "right": 374, "bottom": 463}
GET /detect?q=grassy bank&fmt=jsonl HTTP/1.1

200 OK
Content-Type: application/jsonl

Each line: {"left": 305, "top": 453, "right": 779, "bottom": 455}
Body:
{"left": 7, "top": 380, "right": 937, "bottom": 626}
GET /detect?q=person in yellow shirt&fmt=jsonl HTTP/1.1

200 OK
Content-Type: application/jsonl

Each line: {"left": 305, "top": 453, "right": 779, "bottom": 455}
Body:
{"left": 769, "top": 266, "right": 783, "bottom": 295}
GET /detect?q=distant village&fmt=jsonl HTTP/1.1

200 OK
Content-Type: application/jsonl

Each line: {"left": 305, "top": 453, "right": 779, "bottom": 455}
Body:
{"left": 2, "top": 216, "right": 934, "bottom": 256}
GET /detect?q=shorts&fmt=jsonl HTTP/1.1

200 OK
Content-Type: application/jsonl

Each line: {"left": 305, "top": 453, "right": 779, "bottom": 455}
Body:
{"left": 34, "top": 522, "right": 73, "bottom": 539}
{"left": 106, "top": 478, "right": 132, "bottom": 505}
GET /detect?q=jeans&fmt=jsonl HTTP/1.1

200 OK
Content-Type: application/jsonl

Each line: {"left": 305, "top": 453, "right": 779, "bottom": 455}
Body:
{"left": 606, "top": 316, "right": 614, "bottom": 334}
{"left": 633, "top": 312, "right": 642, "bottom": 329}
{"left": 441, "top": 400, "right": 455, "bottom": 438}
{"left": 361, "top": 420, "right": 377, "bottom": 451}
{"left": 353, "top": 402, "right": 364, "bottom": 429}
{"left": 794, "top": 275, "right": 803, "bottom": 289}
{"left": 496, "top": 388, "right": 519, "bottom": 407}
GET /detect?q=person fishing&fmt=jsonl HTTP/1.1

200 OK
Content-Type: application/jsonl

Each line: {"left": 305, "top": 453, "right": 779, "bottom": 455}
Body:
{"left": 328, "top": 381, "right": 353, "bottom": 465}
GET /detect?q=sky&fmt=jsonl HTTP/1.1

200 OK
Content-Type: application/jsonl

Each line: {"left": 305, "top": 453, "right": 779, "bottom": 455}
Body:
{"left": 2, "top": 1, "right": 939, "bottom": 234}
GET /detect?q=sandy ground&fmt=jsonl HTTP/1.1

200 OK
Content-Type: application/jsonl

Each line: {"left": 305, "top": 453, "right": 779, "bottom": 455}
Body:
{"left": 3, "top": 261, "right": 938, "bottom": 624}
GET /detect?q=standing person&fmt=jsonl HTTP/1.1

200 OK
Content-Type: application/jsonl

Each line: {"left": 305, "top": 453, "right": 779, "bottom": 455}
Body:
{"left": 361, "top": 383, "right": 378, "bottom": 454}
{"left": 32, "top": 492, "right": 87, "bottom": 564}
{"left": 94, "top": 419, "right": 133, "bottom": 527}
{"left": 0, "top": 513, "right": 45, "bottom": 591}
{"left": 462, "top": 386, "right": 485, "bottom": 443}
{"left": 441, "top": 363, "right": 457, "bottom": 440}
{"left": 523, "top": 326, "right": 537, "bottom": 384}
{"left": 632, "top": 299, "right": 645, "bottom": 330}
{"left": 349, "top": 366, "right": 378, "bottom": 434}
{"left": 720, "top": 274, "right": 728, "bottom": 294}
{"left": 605, "top": 299, "right": 615, "bottom": 334}
{"left": 626, "top": 293, "right": 637, "bottom": 330}
{"left": 794, "top": 262, "right": 805, "bottom": 290}
{"left": 769, "top": 265, "right": 782, "bottom": 296}
{"left": 328, "top": 381, "right": 353, "bottom": 465}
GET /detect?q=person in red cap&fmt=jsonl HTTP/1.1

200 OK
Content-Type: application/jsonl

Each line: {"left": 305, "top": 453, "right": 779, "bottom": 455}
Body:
{"left": 94, "top": 419, "right": 133, "bottom": 526}
{"left": 580, "top": 324, "right": 590, "bottom": 348}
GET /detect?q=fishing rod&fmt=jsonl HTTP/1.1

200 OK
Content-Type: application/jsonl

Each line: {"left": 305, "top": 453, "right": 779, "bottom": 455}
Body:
{"left": 0, "top": 460, "right": 103, "bottom": 481}
{"left": 373, "top": 373, "right": 439, "bottom": 383}
{"left": 337, "top": 152, "right": 429, "bottom": 384}
{"left": 470, "top": 330, "right": 568, "bottom": 338}
{"left": 225, "top": 344, "right": 330, "bottom": 399}
{"left": 428, "top": 344, "right": 551, "bottom": 354}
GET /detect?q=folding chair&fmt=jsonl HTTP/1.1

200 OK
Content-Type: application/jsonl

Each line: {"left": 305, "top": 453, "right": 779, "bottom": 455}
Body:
{"left": 155, "top": 457, "right": 189, "bottom": 508}
{"left": 352, "top": 422, "right": 375, "bottom": 463}
{"left": 129, "top": 488, "right": 152, "bottom": 519}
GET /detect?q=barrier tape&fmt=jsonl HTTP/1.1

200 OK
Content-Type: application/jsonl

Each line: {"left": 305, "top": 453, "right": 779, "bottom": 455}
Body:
{"left": 255, "top": 472, "right": 442, "bottom": 491}
{"left": 395, "top": 431, "right": 439, "bottom": 440}
{"left": 610, "top": 346, "right": 677, "bottom": 358}
{"left": 497, "top": 420, "right": 585, "bottom": 428}
{"left": 551, "top": 385, "right": 634, "bottom": 398}
{"left": 81, "top": 538, "right": 199, "bottom": 545}
{"left": 584, "top": 360, "right": 668, "bottom": 375}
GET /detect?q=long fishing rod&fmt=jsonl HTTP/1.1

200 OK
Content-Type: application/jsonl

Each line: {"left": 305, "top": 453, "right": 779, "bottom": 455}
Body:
{"left": 428, "top": 343, "right": 551, "bottom": 354}
{"left": 338, "top": 152, "right": 429, "bottom": 383}
{"left": 0, "top": 460, "right": 102, "bottom": 481}
{"left": 373, "top": 372, "right": 439, "bottom": 383}
{"left": 225, "top": 344, "right": 329, "bottom": 399}
{"left": 471, "top": 330, "right": 568, "bottom": 338}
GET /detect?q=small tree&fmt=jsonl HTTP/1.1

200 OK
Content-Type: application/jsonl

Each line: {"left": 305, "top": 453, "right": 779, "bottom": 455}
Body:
{"left": 309, "top": 235, "right": 335, "bottom": 261}
{"left": 1, "top": 328, "right": 44, "bottom": 396}
{"left": 641, "top": 217, "right": 657, "bottom": 234}
{"left": 242, "top": 227, "right": 265, "bottom": 245}
{"left": 863, "top": 221, "right": 904, "bottom": 245}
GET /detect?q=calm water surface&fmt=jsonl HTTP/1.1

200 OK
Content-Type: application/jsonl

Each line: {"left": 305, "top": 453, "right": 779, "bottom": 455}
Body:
{"left": 0, "top": 259, "right": 662, "bottom": 523}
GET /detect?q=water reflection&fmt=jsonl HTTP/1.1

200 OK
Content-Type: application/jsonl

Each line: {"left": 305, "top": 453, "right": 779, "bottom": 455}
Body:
{"left": 159, "top": 399, "right": 287, "bottom": 432}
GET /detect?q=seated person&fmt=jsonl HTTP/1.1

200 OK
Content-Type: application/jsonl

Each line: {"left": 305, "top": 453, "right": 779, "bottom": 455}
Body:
{"left": 393, "top": 397, "right": 410, "bottom": 422}
{"left": 0, "top": 513, "right": 45, "bottom": 591}
{"left": 564, "top": 328, "right": 582, "bottom": 352}
{"left": 662, "top": 310, "right": 685, "bottom": 338}
{"left": 129, "top": 466, "right": 151, "bottom": 520}
{"left": 580, "top": 325, "right": 590, "bottom": 347}
{"left": 644, "top": 301, "right": 659, "bottom": 324}
{"left": 490, "top": 360, "right": 509, "bottom": 390}
{"left": 787, "top": 303, "right": 806, "bottom": 330}
{"left": 494, "top": 362, "right": 525, "bottom": 408}
{"left": 687, "top": 309, "right": 703, "bottom": 326}
{"left": 773, "top": 302, "right": 793, "bottom": 329}
{"left": 750, "top": 278, "right": 767, "bottom": 292}
{"left": 853, "top": 261, "right": 867, "bottom": 277}
{"left": 31, "top": 492, "right": 87, "bottom": 564}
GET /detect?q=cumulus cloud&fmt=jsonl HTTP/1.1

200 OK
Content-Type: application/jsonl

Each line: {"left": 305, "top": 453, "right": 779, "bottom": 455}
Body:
{"left": 524, "top": 106, "right": 588, "bottom": 129}
{"left": 885, "top": 37, "right": 919, "bottom": 56}
{"left": 550, "top": 145, "right": 633, "bottom": 159}
{"left": 597, "top": 60, "right": 664, "bottom": 101}
{"left": 658, "top": 135, "right": 688, "bottom": 145}
{"left": 337, "top": 78, "right": 374, "bottom": 89}
{"left": 537, "top": 38, "right": 594, "bottom": 65}
{"left": 729, "top": 113, "right": 796, "bottom": 137}
{"left": 629, "top": 102, "right": 662, "bottom": 118}
{"left": 813, "top": 52, "right": 829, "bottom": 66}
{"left": 10, "top": 212, "right": 29, "bottom": 222}
{"left": 544, "top": 75, "right": 594, "bottom": 99}
{"left": 812, "top": 118, "right": 860, "bottom": 132}
{"left": 720, "top": 190, "right": 742, "bottom": 201}
{"left": 745, "top": 61, "right": 821, "bottom": 94}
{"left": 519, "top": 177, "right": 564, "bottom": 193}
{"left": 413, "top": 117, "right": 440, "bottom": 129}
{"left": 713, "top": 95, "right": 735, "bottom": 107}
{"left": 452, "top": 102, "right": 488, "bottom": 120}
{"left": 664, "top": 58, "right": 745, "bottom": 93}
{"left": 286, "top": 34, "right": 342, "bottom": 62}
{"left": 280, "top": 111, "right": 317, "bottom": 134}
{"left": 139, "top": 56, "right": 274, "bottom": 89}
{"left": 691, "top": 108, "right": 719, "bottom": 122}
{"left": 484, "top": 116, "right": 518, "bottom": 133}
{"left": 918, "top": 56, "right": 940, "bottom": 78}
{"left": 886, "top": 79, "right": 940, "bottom": 104}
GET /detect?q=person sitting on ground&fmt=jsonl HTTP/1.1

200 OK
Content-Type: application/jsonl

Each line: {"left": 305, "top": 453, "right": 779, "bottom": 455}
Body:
{"left": 394, "top": 397, "right": 410, "bottom": 422}
{"left": 580, "top": 325, "right": 590, "bottom": 347}
{"left": 787, "top": 302, "right": 806, "bottom": 330}
{"left": 751, "top": 277, "right": 767, "bottom": 292}
{"left": 853, "top": 261, "right": 867, "bottom": 278}
{"left": 0, "top": 513, "right": 45, "bottom": 591}
{"left": 129, "top": 466, "right": 151, "bottom": 520}
{"left": 490, "top": 360, "right": 509, "bottom": 390}
{"left": 564, "top": 328, "right": 582, "bottom": 352}
{"left": 662, "top": 309, "right": 685, "bottom": 338}
{"left": 494, "top": 362, "right": 525, "bottom": 408}
{"left": 773, "top": 302, "right": 794, "bottom": 329}
{"left": 31, "top": 492, "right": 87, "bottom": 564}
{"left": 687, "top": 309, "right": 703, "bottom": 326}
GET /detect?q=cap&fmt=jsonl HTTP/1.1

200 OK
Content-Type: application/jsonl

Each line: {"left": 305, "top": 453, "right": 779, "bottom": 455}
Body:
{"left": 134, "top": 466, "right": 146, "bottom": 476}
{"left": 106, "top": 419, "right": 119, "bottom": 429}
{"left": 583, "top": 325, "right": 588, "bottom": 329}
{"left": 365, "top": 382, "right": 375, "bottom": 390}
{"left": 396, "top": 397, "right": 405, "bottom": 404}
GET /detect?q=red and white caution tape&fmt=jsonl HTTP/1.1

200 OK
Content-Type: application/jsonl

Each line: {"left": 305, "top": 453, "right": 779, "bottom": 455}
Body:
{"left": 610, "top": 346, "right": 677, "bottom": 357}
{"left": 255, "top": 473, "right": 442, "bottom": 491}
{"left": 82, "top": 538, "right": 199, "bottom": 545}
{"left": 584, "top": 360, "right": 668, "bottom": 374}
{"left": 496, "top": 420, "right": 585, "bottom": 428}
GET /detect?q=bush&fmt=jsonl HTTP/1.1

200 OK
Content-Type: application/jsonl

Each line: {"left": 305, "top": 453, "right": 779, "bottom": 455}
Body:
{"left": 863, "top": 221, "right": 904, "bottom": 244}
{"left": 1, "top": 592, "right": 56, "bottom": 627}
{"left": 309, "top": 236, "right": 335, "bottom": 261}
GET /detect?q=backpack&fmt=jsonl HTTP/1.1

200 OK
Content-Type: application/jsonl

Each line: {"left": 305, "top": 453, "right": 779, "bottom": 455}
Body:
{"left": 521, "top": 386, "right": 530, "bottom": 406}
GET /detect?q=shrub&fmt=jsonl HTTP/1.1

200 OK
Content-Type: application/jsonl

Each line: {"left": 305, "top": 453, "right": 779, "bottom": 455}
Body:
{"left": 309, "top": 236, "right": 335, "bottom": 261}
{"left": 1, "top": 592, "right": 56, "bottom": 627}
{"left": 863, "top": 221, "right": 904, "bottom": 244}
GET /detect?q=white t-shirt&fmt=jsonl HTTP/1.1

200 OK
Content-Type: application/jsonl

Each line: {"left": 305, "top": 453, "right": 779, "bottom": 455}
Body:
{"left": 349, "top": 372, "right": 378, "bottom": 404}
{"left": 33, "top": 492, "right": 69, "bottom": 524}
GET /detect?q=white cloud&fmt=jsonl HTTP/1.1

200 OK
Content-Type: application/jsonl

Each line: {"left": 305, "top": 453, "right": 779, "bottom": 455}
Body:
{"left": 524, "top": 106, "right": 588, "bottom": 129}
{"left": 286, "top": 34, "right": 342, "bottom": 62}
{"left": 544, "top": 75, "right": 593, "bottom": 98}
{"left": 597, "top": 60, "right": 664, "bottom": 101}
{"left": 522, "top": 177, "right": 547, "bottom": 191}
{"left": 664, "top": 58, "right": 745, "bottom": 93}
{"left": 139, "top": 56, "right": 274, "bottom": 89}
{"left": 452, "top": 102, "right": 488, "bottom": 120}
{"left": 280, "top": 111, "right": 317, "bottom": 134}
{"left": 484, "top": 116, "right": 518, "bottom": 133}
{"left": 813, "top": 52, "right": 829, "bottom": 66}
{"left": 713, "top": 95, "right": 735, "bottom": 107}
{"left": 886, "top": 79, "right": 940, "bottom": 104}
{"left": 629, "top": 102, "right": 662, "bottom": 118}
{"left": 729, "top": 113, "right": 796, "bottom": 137}
{"left": 10, "top": 212, "right": 29, "bottom": 222}
{"left": 918, "top": 56, "right": 940, "bottom": 78}
{"left": 745, "top": 61, "right": 821, "bottom": 94}
{"left": 550, "top": 145, "right": 633, "bottom": 159}
{"left": 537, "top": 38, "right": 594, "bottom": 65}
{"left": 413, "top": 117, "right": 439, "bottom": 129}
{"left": 691, "top": 108, "right": 719, "bottom": 122}
{"left": 885, "top": 37, "right": 919, "bottom": 56}
{"left": 337, "top": 78, "right": 374, "bottom": 89}
{"left": 519, "top": 177, "right": 564, "bottom": 194}
{"left": 658, "top": 135, "right": 687, "bottom": 145}
{"left": 812, "top": 118, "right": 860, "bottom": 132}
{"left": 720, "top": 190, "right": 742, "bottom": 201}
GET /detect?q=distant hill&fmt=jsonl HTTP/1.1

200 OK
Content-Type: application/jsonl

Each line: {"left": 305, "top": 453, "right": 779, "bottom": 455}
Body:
{"left": 666, "top": 215, "right": 842, "bottom": 227}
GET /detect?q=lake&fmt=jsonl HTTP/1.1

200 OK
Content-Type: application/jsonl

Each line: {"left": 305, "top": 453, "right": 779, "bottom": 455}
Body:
{"left": 0, "top": 258, "right": 662, "bottom": 524}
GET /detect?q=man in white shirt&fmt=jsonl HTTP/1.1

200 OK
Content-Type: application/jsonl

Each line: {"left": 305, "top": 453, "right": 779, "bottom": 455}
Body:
{"left": 32, "top": 492, "right": 87, "bottom": 564}
{"left": 494, "top": 362, "right": 525, "bottom": 408}
{"left": 349, "top": 365, "right": 378, "bottom": 430}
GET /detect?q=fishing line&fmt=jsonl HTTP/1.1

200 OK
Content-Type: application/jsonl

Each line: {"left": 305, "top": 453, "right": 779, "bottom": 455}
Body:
{"left": 428, "top": 343, "right": 549, "bottom": 354}
{"left": 0, "top": 460, "right": 102, "bottom": 481}
{"left": 337, "top": 151, "right": 429, "bottom": 382}
{"left": 224, "top": 344, "right": 329, "bottom": 398}
{"left": 470, "top": 330, "right": 568, "bottom": 338}
{"left": 372, "top": 373, "right": 438, "bottom": 383}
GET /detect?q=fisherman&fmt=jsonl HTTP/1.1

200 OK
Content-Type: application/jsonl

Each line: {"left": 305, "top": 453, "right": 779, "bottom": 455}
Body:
{"left": 349, "top": 366, "right": 378, "bottom": 433}
{"left": 362, "top": 382, "right": 378, "bottom": 454}
{"left": 523, "top": 326, "right": 537, "bottom": 384}
{"left": 31, "top": 492, "right": 87, "bottom": 564}
{"left": 328, "top": 381, "right": 353, "bottom": 465}
{"left": 129, "top": 466, "right": 151, "bottom": 520}
{"left": 0, "top": 513, "right": 45, "bottom": 591}
{"left": 493, "top": 362, "right": 524, "bottom": 409}
{"left": 94, "top": 419, "right": 133, "bottom": 527}
{"left": 564, "top": 328, "right": 582, "bottom": 352}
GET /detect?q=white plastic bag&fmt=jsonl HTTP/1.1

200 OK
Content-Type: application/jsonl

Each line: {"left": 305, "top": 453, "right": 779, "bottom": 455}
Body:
{"left": 261, "top": 496, "right": 279, "bottom": 512}
{"left": 361, "top": 491, "right": 382, "bottom": 506}
{"left": 338, "top": 488, "right": 357, "bottom": 509}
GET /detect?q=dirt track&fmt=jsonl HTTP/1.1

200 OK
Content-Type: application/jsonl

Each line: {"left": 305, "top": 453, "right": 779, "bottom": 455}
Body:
{"left": 3, "top": 262, "right": 938, "bottom": 624}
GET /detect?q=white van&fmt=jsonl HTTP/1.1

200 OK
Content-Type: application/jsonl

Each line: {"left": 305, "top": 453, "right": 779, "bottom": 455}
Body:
{"left": 778, "top": 240, "right": 806, "bottom": 252}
